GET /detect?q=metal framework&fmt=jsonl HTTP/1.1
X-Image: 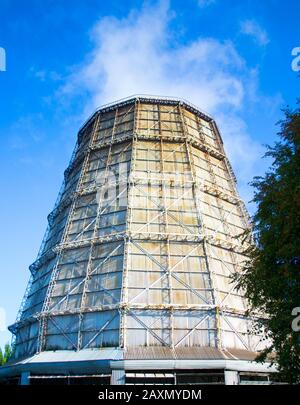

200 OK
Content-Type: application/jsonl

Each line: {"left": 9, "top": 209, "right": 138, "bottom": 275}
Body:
{"left": 9, "top": 95, "right": 267, "bottom": 363}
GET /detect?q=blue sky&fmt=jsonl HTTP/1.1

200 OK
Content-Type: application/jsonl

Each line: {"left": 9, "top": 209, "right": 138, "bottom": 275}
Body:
{"left": 0, "top": 0, "right": 299, "bottom": 348}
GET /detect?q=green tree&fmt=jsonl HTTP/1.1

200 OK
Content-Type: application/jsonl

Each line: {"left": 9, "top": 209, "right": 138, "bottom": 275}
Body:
{"left": 235, "top": 101, "right": 300, "bottom": 383}
{"left": 0, "top": 343, "right": 13, "bottom": 366}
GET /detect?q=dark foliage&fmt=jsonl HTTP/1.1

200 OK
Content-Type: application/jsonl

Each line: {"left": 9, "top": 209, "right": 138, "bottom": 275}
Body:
{"left": 234, "top": 101, "right": 300, "bottom": 383}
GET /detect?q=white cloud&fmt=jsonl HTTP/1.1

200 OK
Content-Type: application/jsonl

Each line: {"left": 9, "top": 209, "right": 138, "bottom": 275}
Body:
{"left": 61, "top": 1, "right": 245, "bottom": 115}
{"left": 60, "top": 0, "right": 275, "bottom": 205}
{"left": 240, "top": 19, "right": 269, "bottom": 46}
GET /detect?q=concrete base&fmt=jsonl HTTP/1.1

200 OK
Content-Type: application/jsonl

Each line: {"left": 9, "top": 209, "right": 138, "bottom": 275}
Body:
{"left": 224, "top": 370, "right": 239, "bottom": 385}
{"left": 0, "top": 348, "right": 277, "bottom": 385}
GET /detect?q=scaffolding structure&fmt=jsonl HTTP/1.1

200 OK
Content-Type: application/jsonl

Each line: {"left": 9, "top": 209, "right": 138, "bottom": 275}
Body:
{"left": 5, "top": 95, "right": 273, "bottom": 385}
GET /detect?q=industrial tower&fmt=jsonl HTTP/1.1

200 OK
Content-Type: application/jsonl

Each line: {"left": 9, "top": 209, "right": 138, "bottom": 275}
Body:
{"left": 2, "top": 96, "right": 275, "bottom": 385}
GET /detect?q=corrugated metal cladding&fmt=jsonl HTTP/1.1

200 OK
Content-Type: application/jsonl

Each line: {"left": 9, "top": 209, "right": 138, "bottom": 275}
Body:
{"left": 124, "top": 346, "right": 258, "bottom": 361}
{"left": 10, "top": 96, "right": 268, "bottom": 361}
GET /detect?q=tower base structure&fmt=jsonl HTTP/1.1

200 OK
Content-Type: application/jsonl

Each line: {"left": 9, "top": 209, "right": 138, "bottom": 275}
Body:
{"left": 0, "top": 347, "right": 276, "bottom": 385}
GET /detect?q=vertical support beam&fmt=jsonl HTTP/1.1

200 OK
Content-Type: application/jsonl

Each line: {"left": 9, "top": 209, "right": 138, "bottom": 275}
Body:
{"left": 78, "top": 109, "right": 118, "bottom": 350}
{"left": 111, "top": 367, "right": 126, "bottom": 385}
{"left": 119, "top": 99, "right": 139, "bottom": 348}
{"left": 195, "top": 114, "right": 245, "bottom": 348}
{"left": 159, "top": 104, "right": 173, "bottom": 347}
{"left": 20, "top": 371, "right": 30, "bottom": 385}
{"left": 179, "top": 103, "right": 207, "bottom": 240}
{"left": 77, "top": 110, "right": 117, "bottom": 349}
{"left": 224, "top": 370, "right": 240, "bottom": 385}
{"left": 37, "top": 113, "right": 100, "bottom": 353}
{"left": 179, "top": 104, "right": 221, "bottom": 348}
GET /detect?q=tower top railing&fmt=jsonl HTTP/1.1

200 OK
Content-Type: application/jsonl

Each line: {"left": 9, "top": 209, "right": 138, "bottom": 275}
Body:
{"left": 78, "top": 94, "right": 213, "bottom": 134}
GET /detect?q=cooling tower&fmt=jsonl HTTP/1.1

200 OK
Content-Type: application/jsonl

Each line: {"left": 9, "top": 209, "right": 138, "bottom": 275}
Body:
{"left": 2, "top": 96, "right": 276, "bottom": 385}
